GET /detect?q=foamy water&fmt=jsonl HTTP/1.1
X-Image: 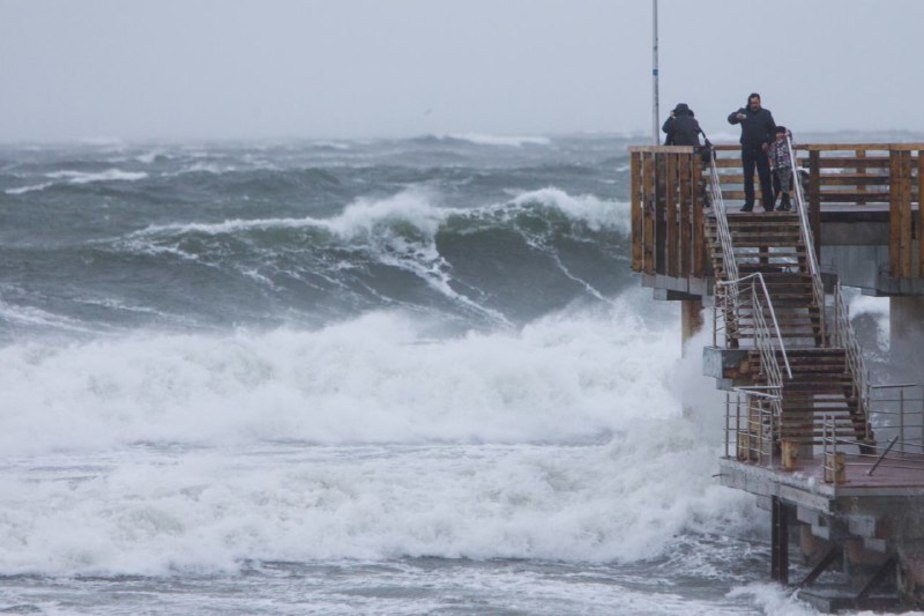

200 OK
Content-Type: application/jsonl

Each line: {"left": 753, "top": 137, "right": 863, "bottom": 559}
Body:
{"left": 0, "top": 136, "right": 832, "bottom": 614}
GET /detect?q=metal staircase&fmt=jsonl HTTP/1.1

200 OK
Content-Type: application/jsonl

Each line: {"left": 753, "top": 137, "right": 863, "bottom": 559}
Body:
{"left": 707, "top": 140, "right": 874, "bottom": 455}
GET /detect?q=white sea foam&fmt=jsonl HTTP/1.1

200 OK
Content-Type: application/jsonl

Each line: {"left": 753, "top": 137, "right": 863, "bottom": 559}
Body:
{"left": 445, "top": 133, "right": 551, "bottom": 147}
{"left": 130, "top": 187, "right": 627, "bottom": 241}
{"left": 0, "top": 298, "right": 752, "bottom": 575}
{"left": 727, "top": 584, "right": 817, "bottom": 615}
{"left": 45, "top": 169, "right": 149, "bottom": 184}
{"left": 510, "top": 187, "right": 631, "bottom": 233}
{"left": 5, "top": 182, "right": 54, "bottom": 195}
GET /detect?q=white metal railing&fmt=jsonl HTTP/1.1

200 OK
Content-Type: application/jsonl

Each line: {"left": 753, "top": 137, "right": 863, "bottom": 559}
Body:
{"left": 714, "top": 273, "right": 793, "bottom": 374}
{"left": 708, "top": 150, "right": 738, "bottom": 282}
{"left": 869, "top": 383, "right": 924, "bottom": 456}
{"left": 725, "top": 387, "right": 783, "bottom": 466}
{"left": 708, "top": 150, "right": 741, "bottom": 348}
{"left": 710, "top": 150, "right": 791, "bottom": 466}
{"left": 786, "top": 135, "right": 827, "bottom": 343}
{"left": 832, "top": 281, "right": 873, "bottom": 442}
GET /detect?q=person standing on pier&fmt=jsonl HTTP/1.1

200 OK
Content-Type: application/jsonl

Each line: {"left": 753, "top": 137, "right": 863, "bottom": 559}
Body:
{"left": 728, "top": 93, "right": 776, "bottom": 212}
{"left": 662, "top": 103, "right": 703, "bottom": 146}
{"left": 769, "top": 126, "right": 794, "bottom": 211}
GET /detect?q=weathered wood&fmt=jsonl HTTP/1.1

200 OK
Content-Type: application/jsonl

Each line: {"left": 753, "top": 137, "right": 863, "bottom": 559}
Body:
{"left": 692, "top": 154, "right": 705, "bottom": 277}
{"left": 919, "top": 151, "right": 924, "bottom": 278}
{"left": 678, "top": 153, "right": 692, "bottom": 277}
{"left": 900, "top": 151, "right": 914, "bottom": 277}
{"left": 642, "top": 153, "right": 655, "bottom": 275}
{"left": 856, "top": 149, "right": 867, "bottom": 199}
{"left": 631, "top": 143, "right": 924, "bottom": 286}
{"left": 890, "top": 151, "right": 903, "bottom": 277}
{"left": 630, "top": 152, "right": 643, "bottom": 272}
{"left": 628, "top": 145, "right": 696, "bottom": 154}
{"left": 809, "top": 150, "right": 822, "bottom": 262}
{"left": 655, "top": 154, "right": 667, "bottom": 274}
{"left": 665, "top": 153, "right": 678, "bottom": 277}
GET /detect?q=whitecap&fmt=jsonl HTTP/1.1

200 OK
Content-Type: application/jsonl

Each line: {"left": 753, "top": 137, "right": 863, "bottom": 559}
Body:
{"left": 45, "top": 169, "right": 149, "bottom": 184}
{"left": 5, "top": 182, "right": 54, "bottom": 195}
{"left": 445, "top": 133, "right": 551, "bottom": 147}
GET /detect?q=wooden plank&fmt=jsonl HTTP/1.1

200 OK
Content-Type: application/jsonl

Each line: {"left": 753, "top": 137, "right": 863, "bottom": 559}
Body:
{"left": 643, "top": 153, "right": 656, "bottom": 275}
{"left": 901, "top": 151, "right": 914, "bottom": 277}
{"left": 809, "top": 150, "right": 822, "bottom": 262}
{"left": 814, "top": 176, "right": 890, "bottom": 186}
{"left": 805, "top": 158, "right": 891, "bottom": 169}
{"left": 717, "top": 174, "right": 889, "bottom": 186}
{"left": 692, "top": 154, "right": 705, "bottom": 278}
{"left": 856, "top": 149, "right": 867, "bottom": 199}
{"left": 630, "top": 152, "right": 643, "bottom": 272}
{"left": 807, "top": 143, "right": 921, "bottom": 152}
{"left": 679, "top": 153, "right": 692, "bottom": 277}
{"left": 628, "top": 145, "right": 696, "bottom": 154}
{"left": 919, "top": 150, "right": 924, "bottom": 278}
{"left": 655, "top": 154, "right": 667, "bottom": 274}
{"left": 665, "top": 153, "right": 678, "bottom": 277}
{"left": 890, "top": 150, "right": 902, "bottom": 277}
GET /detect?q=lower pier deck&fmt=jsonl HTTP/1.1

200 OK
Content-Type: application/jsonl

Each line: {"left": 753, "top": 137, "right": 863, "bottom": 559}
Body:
{"left": 719, "top": 455, "right": 924, "bottom": 611}
{"left": 719, "top": 454, "right": 924, "bottom": 505}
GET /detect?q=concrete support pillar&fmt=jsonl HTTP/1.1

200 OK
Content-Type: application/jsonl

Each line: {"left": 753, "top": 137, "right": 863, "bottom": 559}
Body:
{"left": 889, "top": 297, "right": 924, "bottom": 384}
{"left": 681, "top": 299, "right": 704, "bottom": 357}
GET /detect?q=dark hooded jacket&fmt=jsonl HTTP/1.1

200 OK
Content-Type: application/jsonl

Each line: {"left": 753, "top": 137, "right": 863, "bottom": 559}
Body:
{"left": 727, "top": 102, "right": 776, "bottom": 147}
{"left": 662, "top": 104, "right": 702, "bottom": 146}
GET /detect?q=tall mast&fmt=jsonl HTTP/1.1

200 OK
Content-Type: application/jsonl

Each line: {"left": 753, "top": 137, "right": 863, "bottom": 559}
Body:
{"left": 652, "top": 0, "right": 660, "bottom": 145}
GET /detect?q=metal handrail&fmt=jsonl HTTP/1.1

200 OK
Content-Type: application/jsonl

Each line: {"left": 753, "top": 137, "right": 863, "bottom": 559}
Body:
{"left": 786, "top": 135, "right": 827, "bottom": 343}
{"left": 708, "top": 150, "right": 738, "bottom": 282}
{"left": 708, "top": 150, "right": 742, "bottom": 348}
{"left": 716, "top": 273, "right": 793, "bottom": 378}
{"left": 833, "top": 281, "right": 873, "bottom": 442}
{"left": 709, "top": 151, "right": 789, "bottom": 465}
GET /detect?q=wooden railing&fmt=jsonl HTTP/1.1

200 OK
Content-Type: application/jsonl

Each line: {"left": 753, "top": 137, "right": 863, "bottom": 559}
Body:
{"left": 630, "top": 143, "right": 924, "bottom": 283}
{"left": 629, "top": 146, "right": 706, "bottom": 278}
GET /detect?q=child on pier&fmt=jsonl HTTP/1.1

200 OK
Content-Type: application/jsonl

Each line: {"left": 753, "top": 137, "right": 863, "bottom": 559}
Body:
{"left": 769, "top": 126, "right": 794, "bottom": 211}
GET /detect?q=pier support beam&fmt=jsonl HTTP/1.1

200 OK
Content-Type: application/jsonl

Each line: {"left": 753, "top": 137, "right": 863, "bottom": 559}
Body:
{"left": 771, "top": 497, "right": 791, "bottom": 584}
{"left": 681, "top": 299, "right": 703, "bottom": 356}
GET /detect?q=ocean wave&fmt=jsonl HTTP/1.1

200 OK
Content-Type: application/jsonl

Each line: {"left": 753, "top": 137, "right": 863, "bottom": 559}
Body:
{"left": 5, "top": 182, "right": 55, "bottom": 195}
{"left": 127, "top": 187, "right": 628, "bottom": 241}
{"left": 45, "top": 169, "right": 150, "bottom": 184}
{"left": 444, "top": 134, "right": 552, "bottom": 147}
{"left": 106, "top": 188, "right": 631, "bottom": 326}
{"left": 0, "top": 301, "right": 754, "bottom": 575}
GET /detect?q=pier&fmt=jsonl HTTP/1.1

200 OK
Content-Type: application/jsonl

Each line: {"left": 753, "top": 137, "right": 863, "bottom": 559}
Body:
{"left": 630, "top": 142, "right": 924, "bottom": 611}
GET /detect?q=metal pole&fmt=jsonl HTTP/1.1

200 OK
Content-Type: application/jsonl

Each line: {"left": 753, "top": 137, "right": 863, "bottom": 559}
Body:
{"left": 652, "top": 0, "right": 659, "bottom": 145}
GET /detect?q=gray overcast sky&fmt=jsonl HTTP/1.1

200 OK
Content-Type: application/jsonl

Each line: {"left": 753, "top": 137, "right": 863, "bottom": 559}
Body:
{"left": 1, "top": 0, "right": 921, "bottom": 142}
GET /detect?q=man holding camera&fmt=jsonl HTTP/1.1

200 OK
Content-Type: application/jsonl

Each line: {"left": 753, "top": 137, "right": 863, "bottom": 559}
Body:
{"left": 728, "top": 93, "right": 776, "bottom": 212}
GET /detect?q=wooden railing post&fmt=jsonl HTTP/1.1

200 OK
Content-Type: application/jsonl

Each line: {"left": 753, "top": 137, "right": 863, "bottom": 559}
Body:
{"left": 692, "top": 153, "right": 705, "bottom": 278}
{"left": 919, "top": 149, "right": 924, "bottom": 278}
{"left": 809, "top": 149, "right": 822, "bottom": 262}
{"left": 890, "top": 149, "right": 913, "bottom": 278}
{"left": 665, "top": 153, "right": 678, "bottom": 277}
{"left": 642, "top": 152, "right": 655, "bottom": 274}
{"left": 630, "top": 151, "right": 643, "bottom": 272}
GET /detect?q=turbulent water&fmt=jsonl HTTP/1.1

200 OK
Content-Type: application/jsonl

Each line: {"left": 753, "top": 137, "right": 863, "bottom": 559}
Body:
{"left": 0, "top": 135, "right": 834, "bottom": 614}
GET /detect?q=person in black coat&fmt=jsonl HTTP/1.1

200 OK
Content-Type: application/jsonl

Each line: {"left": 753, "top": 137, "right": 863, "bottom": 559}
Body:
{"left": 728, "top": 93, "right": 776, "bottom": 212}
{"left": 662, "top": 103, "right": 702, "bottom": 146}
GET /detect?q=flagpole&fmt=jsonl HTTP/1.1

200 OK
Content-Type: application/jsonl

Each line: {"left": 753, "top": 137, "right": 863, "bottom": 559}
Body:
{"left": 652, "top": 0, "right": 659, "bottom": 145}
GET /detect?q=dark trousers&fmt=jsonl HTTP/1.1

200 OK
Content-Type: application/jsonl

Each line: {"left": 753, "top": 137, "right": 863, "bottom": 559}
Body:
{"left": 742, "top": 144, "right": 774, "bottom": 210}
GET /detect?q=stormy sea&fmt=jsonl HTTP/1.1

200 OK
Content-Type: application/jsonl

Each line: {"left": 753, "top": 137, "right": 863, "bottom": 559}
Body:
{"left": 0, "top": 134, "right": 864, "bottom": 615}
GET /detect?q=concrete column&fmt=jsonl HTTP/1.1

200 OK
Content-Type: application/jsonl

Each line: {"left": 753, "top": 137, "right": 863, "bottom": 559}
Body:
{"left": 889, "top": 297, "right": 924, "bottom": 384}
{"left": 681, "top": 299, "right": 704, "bottom": 357}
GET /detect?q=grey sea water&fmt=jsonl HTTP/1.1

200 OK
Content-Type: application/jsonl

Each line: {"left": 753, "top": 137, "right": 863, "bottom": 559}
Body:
{"left": 0, "top": 134, "right": 855, "bottom": 614}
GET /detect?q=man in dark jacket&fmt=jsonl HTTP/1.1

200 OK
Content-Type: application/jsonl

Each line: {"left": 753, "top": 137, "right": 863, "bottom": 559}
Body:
{"left": 728, "top": 93, "right": 776, "bottom": 212}
{"left": 662, "top": 103, "right": 702, "bottom": 146}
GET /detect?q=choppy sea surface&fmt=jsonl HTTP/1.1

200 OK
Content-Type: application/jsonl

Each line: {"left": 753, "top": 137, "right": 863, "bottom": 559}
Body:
{"left": 0, "top": 133, "right": 895, "bottom": 614}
